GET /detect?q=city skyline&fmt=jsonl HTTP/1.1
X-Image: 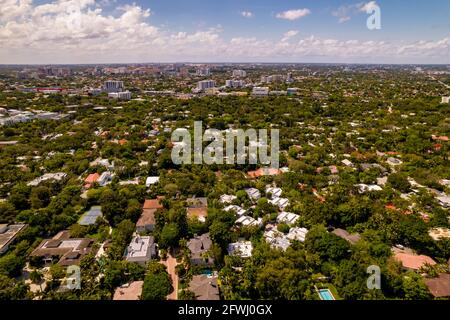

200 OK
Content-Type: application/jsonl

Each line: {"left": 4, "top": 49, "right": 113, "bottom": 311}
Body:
{"left": 0, "top": 0, "right": 449, "bottom": 64}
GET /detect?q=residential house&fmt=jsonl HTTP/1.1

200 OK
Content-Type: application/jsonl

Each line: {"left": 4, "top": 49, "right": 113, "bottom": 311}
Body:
{"left": 245, "top": 188, "right": 261, "bottom": 201}
{"left": 266, "top": 186, "right": 282, "bottom": 198}
{"left": 113, "top": 281, "right": 144, "bottom": 300}
{"left": 247, "top": 167, "right": 281, "bottom": 179}
{"left": 136, "top": 197, "right": 164, "bottom": 232}
{"left": 125, "top": 235, "right": 157, "bottom": 265}
{"left": 30, "top": 230, "right": 95, "bottom": 266}
{"left": 269, "top": 197, "right": 290, "bottom": 210}
{"left": 428, "top": 227, "right": 450, "bottom": 241}
{"left": 386, "top": 157, "right": 403, "bottom": 166}
{"left": 228, "top": 241, "right": 253, "bottom": 258}
{"left": 341, "top": 159, "right": 354, "bottom": 167}
{"left": 84, "top": 173, "right": 100, "bottom": 189}
{"left": 187, "top": 233, "right": 213, "bottom": 266}
{"left": 219, "top": 194, "right": 236, "bottom": 204}
{"left": 189, "top": 275, "right": 220, "bottom": 300}
{"left": 235, "top": 215, "right": 263, "bottom": 228}
{"left": 276, "top": 212, "right": 299, "bottom": 225}
{"left": 424, "top": 274, "right": 450, "bottom": 298}
{"left": 186, "top": 197, "right": 208, "bottom": 222}
{"left": 223, "top": 205, "right": 246, "bottom": 217}
{"left": 355, "top": 184, "right": 383, "bottom": 193}
{"left": 98, "top": 171, "right": 112, "bottom": 186}
{"left": 393, "top": 251, "right": 436, "bottom": 271}
{"left": 0, "top": 224, "right": 27, "bottom": 255}
{"left": 286, "top": 227, "right": 308, "bottom": 242}
{"left": 27, "top": 172, "right": 67, "bottom": 187}
{"left": 264, "top": 229, "right": 291, "bottom": 251}
{"left": 145, "top": 176, "right": 160, "bottom": 187}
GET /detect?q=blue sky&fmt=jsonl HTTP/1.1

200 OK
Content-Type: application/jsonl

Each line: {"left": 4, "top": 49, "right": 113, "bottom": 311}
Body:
{"left": 124, "top": 0, "right": 450, "bottom": 42}
{"left": 0, "top": 0, "right": 449, "bottom": 63}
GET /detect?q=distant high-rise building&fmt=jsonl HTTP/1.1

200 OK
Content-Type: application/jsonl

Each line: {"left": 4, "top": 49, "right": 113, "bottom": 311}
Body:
{"left": 286, "top": 72, "right": 293, "bottom": 83}
{"left": 197, "top": 80, "right": 216, "bottom": 91}
{"left": 232, "top": 69, "right": 247, "bottom": 77}
{"left": 103, "top": 80, "right": 124, "bottom": 93}
{"left": 225, "top": 80, "right": 245, "bottom": 88}
{"left": 261, "top": 74, "right": 284, "bottom": 84}
{"left": 108, "top": 91, "right": 131, "bottom": 100}
{"left": 196, "top": 67, "right": 211, "bottom": 76}
{"left": 252, "top": 87, "right": 269, "bottom": 96}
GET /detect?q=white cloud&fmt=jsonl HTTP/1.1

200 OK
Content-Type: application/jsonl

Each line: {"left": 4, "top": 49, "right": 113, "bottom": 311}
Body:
{"left": 0, "top": 1, "right": 448, "bottom": 64}
{"left": 359, "top": 1, "right": 379, "bottom": 13}
{"left": 240, "top": 11, "right": 253, "bottom": 18}
{"left": 332, "top": 4, "right": 355, "bottom": 23}
{"left": 276, "top": 8, "right": 311, "bottom": 21}
{"left": 332, "top": 2, "right": 378, "bottom": 23}
{"left": 281, "top": 30, "right": 299, "bottom": 42}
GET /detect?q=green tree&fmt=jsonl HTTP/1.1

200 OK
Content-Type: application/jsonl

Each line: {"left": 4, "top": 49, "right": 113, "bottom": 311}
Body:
{"left": 141, "top": 262, "right": 173, "bottom": 300}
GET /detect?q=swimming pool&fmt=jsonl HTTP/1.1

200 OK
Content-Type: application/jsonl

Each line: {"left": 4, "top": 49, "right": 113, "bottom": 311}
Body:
{"left": 318, "top": 289, "right": 335, "bottom": 300}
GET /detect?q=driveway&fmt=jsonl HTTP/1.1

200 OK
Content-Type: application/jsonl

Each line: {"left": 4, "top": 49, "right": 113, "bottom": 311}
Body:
{"left": 161, "top": 250, "right": 179, "bottom": 300}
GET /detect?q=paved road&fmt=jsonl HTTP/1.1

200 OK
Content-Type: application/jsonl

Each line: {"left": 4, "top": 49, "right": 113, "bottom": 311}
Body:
{"left": 162, "top": 251, "right": 179, "bottom": 300}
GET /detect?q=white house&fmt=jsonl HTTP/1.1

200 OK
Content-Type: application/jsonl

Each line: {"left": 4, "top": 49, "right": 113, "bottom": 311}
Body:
{"left": 276, "top": 212, "right": 300, "bottom": 225}
{"left": 145, "top": 176, "right": 160, "bottom": 187}
{"left": 269, "top": 197, "right": 290, "bottom": 210}
{"left": 228, "top": 241, "right": 253, "bottom": 258}
{"left": 219, "top": 194, "right": 237, "bottom": 204}
{"left": 125, "top": 235, "right": 156, "bottom": 265}
{"left": 223, "top": 205, "right": 247, "bottom": 217}
{"left": 245, "top": 188, "right": 261, "bottom": 201}
{"left": 266, "top": 186, "right": 282, "bottom": 198}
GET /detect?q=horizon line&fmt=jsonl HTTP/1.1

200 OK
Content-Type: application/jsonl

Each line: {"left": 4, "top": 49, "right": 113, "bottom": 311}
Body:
{"left": 1, "top": 62, "right": 449, "bottom": 66}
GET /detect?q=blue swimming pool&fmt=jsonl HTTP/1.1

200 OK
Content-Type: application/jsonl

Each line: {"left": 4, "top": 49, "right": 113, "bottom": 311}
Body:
{"left": 318, "top": 289, "right": 335, "bottom": 300}
{"left": 202, "top": 270, "right": 213, "bottom": 276}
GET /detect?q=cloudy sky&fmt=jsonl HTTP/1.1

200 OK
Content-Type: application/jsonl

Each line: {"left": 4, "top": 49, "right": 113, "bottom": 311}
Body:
{"left": 0, "top": 0, "right": 449, "bottom": 64}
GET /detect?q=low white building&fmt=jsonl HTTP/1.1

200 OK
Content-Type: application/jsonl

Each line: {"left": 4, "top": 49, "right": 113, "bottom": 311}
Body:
{"left": 252, "top": 87, "right": 269, "bottom": 97}
{"left": 98, "top": 171, "right": 112, "bottom": 186}
{"left": 276, "top": 212, "right": 300, "bottom": 225}
{"left": 355, "top": 184, "right": 383, "bottom": 193}
{"left": 286, "top": 227, "right": 308, "bottom": 242}
{"left": 145, "top": 176, "right": 160, "bottom": 187}
{"left": 269, "top": 197, "right": 290, "bottom": 210}
{"left": 266, "top": 186, "right": 282, "bottom": 198}
{"left": 264, "top": 229, "right": 291, "bottom": 251}
{"left": 235, "top": 215, "right": 263, "bottom": 228}
{"left": 387, "top": 157, "right": 403, "bottom": 166}
{"left": 245, "top": 188, "right": 261, "bottom": 201}
{"left": 263, "top": 226, "right": 308, "bottom": 251}
{"left": 228, "top": 241, "right": 253, "bottom": 258}
{"left": 108, "top": 91, "right": 131, "bottom": 100}
{"left": 341, "top": 159, "right": 354, "bottom": 167}
{"left": 27, "top": 172, "right": 67, "bottom": 187}
{"left": 436, "top": 195, "right": 450, "bottom": 208}
{"left": 125, "top": 235, "right": 156, "bottom": 265}
{"left": 223, "top": 205, "right": 247, "bottom": 217}
{"left": 219, "top": 194, "right": 237, "bottom": 204}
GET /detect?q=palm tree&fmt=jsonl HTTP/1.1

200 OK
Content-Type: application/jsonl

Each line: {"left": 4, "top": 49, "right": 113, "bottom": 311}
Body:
{"left": 30, "top": 269, "right": 44, "bottom": 292}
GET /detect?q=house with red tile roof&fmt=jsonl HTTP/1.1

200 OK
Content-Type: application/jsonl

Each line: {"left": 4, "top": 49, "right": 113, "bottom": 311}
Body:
{"left": 394, "top": 252, "right": 436, "bottom": 271}
{"left": 84, "top": 173, "right": 100, "bottom": 189}
{"left": 247, "top": 167, "right": 281, "bottom": 179}
{"left": 431, "top": 135, "right": 449, "bottom": 142}
{"left": 136, "top": 197, "right": 164, "bottom": 232}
